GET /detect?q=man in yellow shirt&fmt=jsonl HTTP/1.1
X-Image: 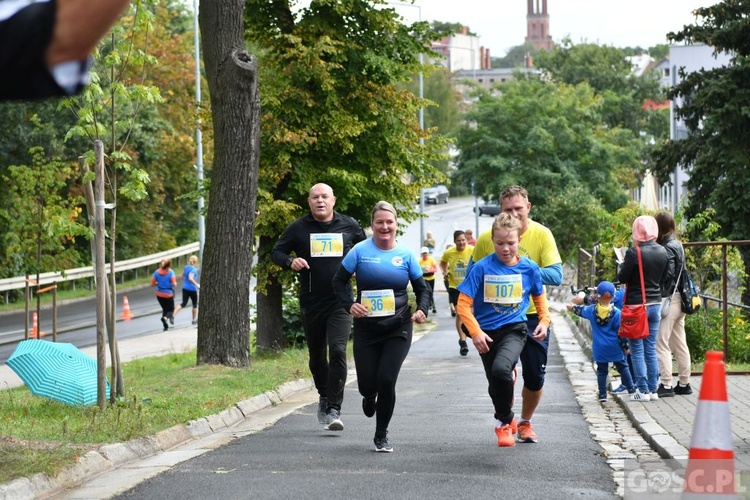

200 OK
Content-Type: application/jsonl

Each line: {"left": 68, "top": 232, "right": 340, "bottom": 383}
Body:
{"left": 440, "top": 230, "right": 474, "bottom": 356}
{"left": 470, "top": 185, "right": 562, "bottom": 443}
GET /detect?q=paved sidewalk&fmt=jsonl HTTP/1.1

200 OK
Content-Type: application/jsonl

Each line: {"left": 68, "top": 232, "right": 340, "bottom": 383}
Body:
{"left": 1, "top": 306, "right": 749, "bottom": 497}
{"left": 559, "top": 302, "right": 750, "bottom": 472}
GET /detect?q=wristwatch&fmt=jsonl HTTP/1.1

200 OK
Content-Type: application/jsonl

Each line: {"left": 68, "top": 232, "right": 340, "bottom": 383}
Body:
{"left": 286, "top": 256, "right": 295, "bottom": 268}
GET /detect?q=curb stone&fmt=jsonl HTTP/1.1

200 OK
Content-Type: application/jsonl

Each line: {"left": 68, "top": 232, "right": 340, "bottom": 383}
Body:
{"left": 562, "top": 308, "right": 690, "bottom": 460}
{"left": 554, "top": 306, "right": 663, "bottom": 498}
{"left": 0, "top": 379, "right": 314, "bottom": 500}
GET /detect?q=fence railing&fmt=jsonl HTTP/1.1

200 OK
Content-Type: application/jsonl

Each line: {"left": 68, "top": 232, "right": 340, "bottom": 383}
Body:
{"left": 0, "top": 241, "right": 200, "bottom": 293}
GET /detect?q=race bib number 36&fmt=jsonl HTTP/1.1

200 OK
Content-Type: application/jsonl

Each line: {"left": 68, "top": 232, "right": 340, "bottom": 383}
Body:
{"left": 310, "top": 233, "right": 344, "bottom": 257}
{"left": 483, "top": 274, "right": 523, "bottom": 305}
{"left": 361, "top": 289, "right": 396, "bottom": 317}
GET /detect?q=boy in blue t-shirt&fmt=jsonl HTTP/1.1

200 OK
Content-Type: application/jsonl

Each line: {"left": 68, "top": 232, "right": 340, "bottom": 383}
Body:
{"left": 567, "top": 281, "right": 635, "bottom": 401}
{"left": 456, "top": 213, "right": 550, "bottom": 448}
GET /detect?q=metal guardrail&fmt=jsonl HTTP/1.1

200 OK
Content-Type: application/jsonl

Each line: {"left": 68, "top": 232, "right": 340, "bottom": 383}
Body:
{"left": 0, "top": 242, "right": 200, "bottom": 292}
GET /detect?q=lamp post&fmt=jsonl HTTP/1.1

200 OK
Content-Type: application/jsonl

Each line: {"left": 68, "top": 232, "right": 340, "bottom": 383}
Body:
{"left": 388, "top": 1, "right": 425, "bottom": 246}
{"left": 193, "top": 0, "right": 205, "bottom": 259}
{"left": 472, "top": 180, "right": 478, "bottom": 237}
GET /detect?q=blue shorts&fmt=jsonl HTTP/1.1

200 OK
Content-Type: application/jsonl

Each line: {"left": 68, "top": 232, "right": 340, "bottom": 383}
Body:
{"left": 519, "top": 314, "right": 551, "bottom": 391}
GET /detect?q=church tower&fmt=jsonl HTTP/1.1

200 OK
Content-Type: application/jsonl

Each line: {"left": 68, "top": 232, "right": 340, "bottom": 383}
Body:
{"left": 525, "top": 0, "right": 553, "bottom": 51}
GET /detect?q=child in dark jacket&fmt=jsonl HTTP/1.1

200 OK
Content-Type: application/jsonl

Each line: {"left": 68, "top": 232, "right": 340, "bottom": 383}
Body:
{"left": 568, "top": 281, "right": 635, "bottom": 401}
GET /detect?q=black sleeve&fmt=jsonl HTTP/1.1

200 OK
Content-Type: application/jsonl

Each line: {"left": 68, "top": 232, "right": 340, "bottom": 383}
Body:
{"left": 411, "top": 277, "right": 430, "bottom": 316}
{"left": 332, "top": 264, "right": 355, "bottom": 313}
{"left": 617, "top": 246, "right": 636, "bottom": 285}
{"left": 271, "top": 224, "right": 297, "bottom": 269}
{"left": 344, "top": 215, "right": 367, "bottom": 245}
{"left": 662, "top": 243, "right": 679, "bottom": 296}
{"left": 0, "top": 0, "right": 73, "bottom": 100}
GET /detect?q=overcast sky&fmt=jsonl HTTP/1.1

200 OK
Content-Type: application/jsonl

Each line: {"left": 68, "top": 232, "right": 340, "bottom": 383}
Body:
{"left": 390, "top": 1, "right": 710, "bottom": 56}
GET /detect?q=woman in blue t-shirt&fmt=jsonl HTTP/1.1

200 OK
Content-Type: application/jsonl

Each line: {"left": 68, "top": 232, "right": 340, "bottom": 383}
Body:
{"left": 174, "top": 255, "right": 200, "bottom": 325}
{"left": 333, "top": 201, "right": 430, "bottom": 453}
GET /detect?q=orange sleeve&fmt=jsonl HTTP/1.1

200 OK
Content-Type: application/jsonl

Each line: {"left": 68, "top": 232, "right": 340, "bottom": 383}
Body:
{"left": 457, "top": 293, "right": 481, "bottom": 338}
{"left": 532, "top": 294, "right": 550, "bottom": 326}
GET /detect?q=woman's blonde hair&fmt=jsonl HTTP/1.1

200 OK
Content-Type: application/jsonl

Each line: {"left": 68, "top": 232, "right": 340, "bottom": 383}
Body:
{"left": 371, "top": 200, "right": 397, "bottom": 223}
{"left": 491, "top": 212, "right": 522, "bottom": 238}
{"left": 188, "top": 255, "right": 199, "bottom": 266}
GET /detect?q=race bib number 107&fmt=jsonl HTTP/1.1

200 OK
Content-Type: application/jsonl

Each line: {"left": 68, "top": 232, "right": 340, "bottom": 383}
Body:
{"left": 310, "top": 233, "right": 344, "bottom": 257}
{"left": 483, "top": 274, "right": 523, "bottom": 305}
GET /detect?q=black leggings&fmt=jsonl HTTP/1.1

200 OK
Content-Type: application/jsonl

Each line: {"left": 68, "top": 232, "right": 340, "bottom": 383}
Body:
{"left": 302, "top": 305, "right": 352, "bottom": 411}
{"left": 426, "top": 279, "right": 436, "bottom": 310}
{"left": 353, "top": 325, "right": 412, "bottom": 434}
{"left": 479, "top": 323, "right": 527, "bottom": 425}
{"left": 157, "top": 295, "right": 175, "bottom": 318}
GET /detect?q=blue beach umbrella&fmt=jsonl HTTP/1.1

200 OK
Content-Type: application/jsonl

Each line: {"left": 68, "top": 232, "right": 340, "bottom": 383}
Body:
{"left": 6, "top": 339, "right": 110, "bottom": 406}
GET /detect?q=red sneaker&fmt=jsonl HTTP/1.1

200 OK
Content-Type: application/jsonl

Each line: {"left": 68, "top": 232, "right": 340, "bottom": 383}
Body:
{"left": 495, "top": 423, "right": 516, "bottom": 447}
{"left": 517, "top": 420, "right": 538, "bottom": 443}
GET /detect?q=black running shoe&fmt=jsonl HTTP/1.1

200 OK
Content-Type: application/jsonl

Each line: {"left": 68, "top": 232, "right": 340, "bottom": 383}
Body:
{"left": 362, "top": 397, "right": 376, "bottom": 418}
{"left": 324, "top": 408, "right": 344, "bottom": 431}
{"left": 374, "top": 431, "right": 393, "bottom": 453}
{"left": 674, "top": 383, "right": 693, "bottom": 395}
{"left": 459, "top": 340, "right": 469, "bottom": 356}
{"left": 317, "top": 397, "right": 328, "bottom": 424}
{"left": 657, "top": 384, "right": 675, "bottom": 398}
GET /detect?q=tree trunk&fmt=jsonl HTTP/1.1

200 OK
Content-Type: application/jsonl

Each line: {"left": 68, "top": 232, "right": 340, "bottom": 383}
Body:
{"left": 255, "top": 236, "right": 285, "bottom": 353}
{"left": 197, "top": 0, "right": 260, "bottom": 367}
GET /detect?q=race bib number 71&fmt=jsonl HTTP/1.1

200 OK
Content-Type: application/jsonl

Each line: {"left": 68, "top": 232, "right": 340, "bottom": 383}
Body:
{"left": 310, "top": 233, "right": 344, "bottom": 257}
{"left": 483, "top": 274, "right": 523, "bottom": 305}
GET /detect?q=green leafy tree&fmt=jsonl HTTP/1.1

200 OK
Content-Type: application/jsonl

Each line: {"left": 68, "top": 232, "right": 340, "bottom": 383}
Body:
{"left": 1, "top": 147, "right": 88, "bottom": 311}
{"left": 650, "top": 0, "right": 750, "bottom": 303}
{"left": 0, "top": 2, "right": 199, "bottom": 267}
{"left": 533, "top": 39, "right": 664, "bottom": 133}
{"left": 453, "top": 76, "right": 639, "bottom": 236}
{"left": 430, "top": 21, "right": 474, "bottom": 37}
{"left": 245, "top": 0, "right": 448, "bottom": 349}
{"left": 401, "top": 65, "right": 460, "bottom": 175}
{"left": 59, "top": 0, "right": 165, "bottom": 395}
{"left": 492, "top": 44, "right": 536, "bottom": 68}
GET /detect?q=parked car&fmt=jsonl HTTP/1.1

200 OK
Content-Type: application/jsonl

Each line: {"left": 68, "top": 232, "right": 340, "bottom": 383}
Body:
{"left": 422, "top": 185, "right": 449, "bottom": 204}
{"left": 473, "top": 202, "right": 501, "bottom": 217}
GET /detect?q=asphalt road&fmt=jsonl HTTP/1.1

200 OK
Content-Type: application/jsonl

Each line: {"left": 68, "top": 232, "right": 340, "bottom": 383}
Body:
{"left": 112, "top": 318, "right": 618, "bottom": 500}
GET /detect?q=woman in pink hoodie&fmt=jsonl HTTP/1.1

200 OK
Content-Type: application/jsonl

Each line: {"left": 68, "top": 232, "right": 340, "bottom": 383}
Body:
{"left": 617, "top": 216, "right": 668, "bottom": 402}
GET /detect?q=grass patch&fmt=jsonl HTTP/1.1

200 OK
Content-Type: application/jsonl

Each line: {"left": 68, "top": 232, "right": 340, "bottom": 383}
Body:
{"left": 0, "top": 347, "right": 310, "bottom": 484}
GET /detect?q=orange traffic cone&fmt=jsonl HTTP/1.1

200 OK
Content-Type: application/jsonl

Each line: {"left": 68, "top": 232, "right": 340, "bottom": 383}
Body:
{"left": 122, "top": 296, "right": 133, "bottom": 321}
{"left": 683, "top": 351, "right": 736, "bottom": 498}
{"left": 29, "top": 312, "right": 44, "bottom": 338}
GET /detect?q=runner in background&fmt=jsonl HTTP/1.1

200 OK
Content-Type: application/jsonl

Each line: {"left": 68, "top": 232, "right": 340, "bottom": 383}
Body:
{"left": 440, "top": 230, "right": 474, "bottom": 356}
